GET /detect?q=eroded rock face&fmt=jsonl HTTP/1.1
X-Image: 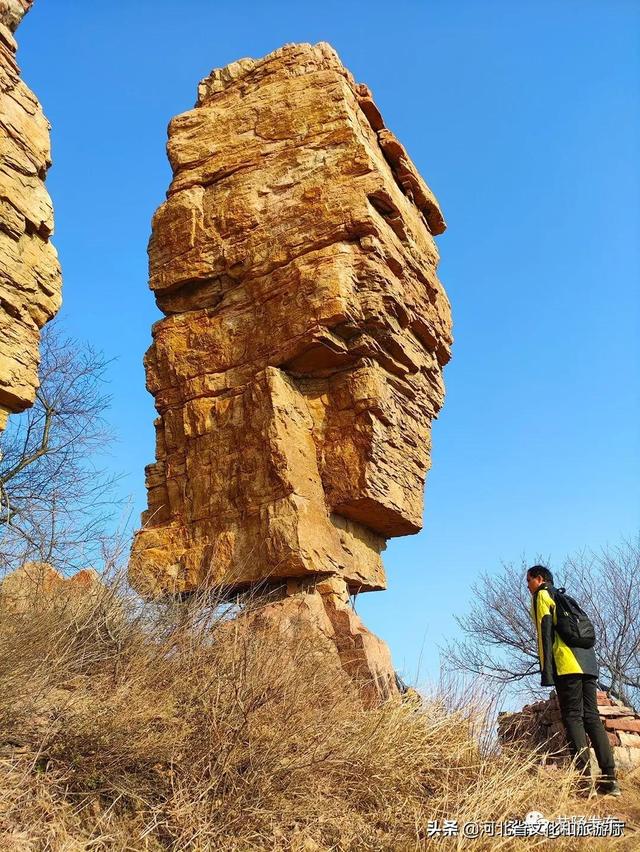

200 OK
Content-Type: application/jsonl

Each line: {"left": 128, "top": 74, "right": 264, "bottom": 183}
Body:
{"left": 226, "top": 576, "right": 399, "bottom": 709}
{"left": 131, "top": 41, "right": 452, "bottom": 602}
{"left": 0, "top": 561, "right": 102, "bottom": 614}
{"left": 0, "top": 1, "right": 31, "bottom": 33}
{"left": 0, "top": 1, "right": 61, "bottom": 430}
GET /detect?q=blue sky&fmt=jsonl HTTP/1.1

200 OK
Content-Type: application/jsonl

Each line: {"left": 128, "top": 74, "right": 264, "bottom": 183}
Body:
{"left": 18, "top": 1, "right": 639, "bottom": 689}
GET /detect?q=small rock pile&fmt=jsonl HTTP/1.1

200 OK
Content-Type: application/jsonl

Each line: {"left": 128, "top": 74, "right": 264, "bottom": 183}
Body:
{"left": 498, "top": 689, "right": 640, "bottom": 774}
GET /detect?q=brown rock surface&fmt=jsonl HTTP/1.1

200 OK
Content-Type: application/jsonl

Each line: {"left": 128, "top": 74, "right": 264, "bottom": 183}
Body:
{"left": 605, "top": 717, "right": 640, "bottom": 733}
{"left": 0, "top": 561, "right": 101, "bottom": 613}
{"left": 228, "top": 576, "right": 399, "bottom": 708}
{"left": 130, "top": 41, "right": 452, "bottom": 601}
{"left": 0, "top": 2, "right": 61, "bottom": 430}
{"left": 0, "top": 0, "right": 31, "bottom": 32}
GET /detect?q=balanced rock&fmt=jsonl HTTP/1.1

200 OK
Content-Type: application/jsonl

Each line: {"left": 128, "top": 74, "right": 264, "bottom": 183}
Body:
{"left": 130, "top": 41, "right": 452, "bottom": 600}
{"left": 0, "top": 0, "right": 61, "bottom": 430}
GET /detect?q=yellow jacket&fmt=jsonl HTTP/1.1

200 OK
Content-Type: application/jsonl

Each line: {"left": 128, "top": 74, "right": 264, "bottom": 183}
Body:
{"left": 530, "top": 583, "right": 598, "bottom": 685}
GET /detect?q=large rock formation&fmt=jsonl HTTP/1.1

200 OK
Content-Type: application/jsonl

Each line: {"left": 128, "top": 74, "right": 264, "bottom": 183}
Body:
{"left": 0, "top": 0, "right": 61, "bottom": 430}
{"left": 130, "top": 42, "right": 451, "bottom": 699}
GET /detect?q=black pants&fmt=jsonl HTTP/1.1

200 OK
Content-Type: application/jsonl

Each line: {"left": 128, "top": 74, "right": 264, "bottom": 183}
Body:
{"left": 555, "top": 674, "right": 616, "bottom": 781}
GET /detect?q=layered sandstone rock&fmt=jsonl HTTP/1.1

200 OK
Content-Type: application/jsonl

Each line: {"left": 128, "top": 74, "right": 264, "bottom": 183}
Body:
{"left": 0, "top": 0, "right": 61, "bottom": 429}
{"left": 131, "top": 41, "right": 452, "bottom": 606}
{"left": 225, "top": 575, "right": 399, "bottom": 708}
{"left": 0, "top": 1, "right": 31, "bottom": 33}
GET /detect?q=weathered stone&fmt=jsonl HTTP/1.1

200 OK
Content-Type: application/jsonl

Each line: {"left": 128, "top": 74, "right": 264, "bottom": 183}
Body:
{"left": 598, "top": 705, "right": 635, "bottom": 716}
{"left": 499, "top": 689, "right": 640, "bottom": 776}
{"left": 0, "top": 4, "right": 61, "bottom": 430}
{"left": 0, "top": 0, "right": 31, "bottom": 32}
{"left": 618, "top": 731, "right": 640, "bottom": 749}
{"left": 605, "top": 717, "right": 640, "bottom": 733}
{"left": 612, "top": 745, "right": 640, "bottom": 774}
{"left": 0, "top": 561, "right": 101, "bottom": 613}
{"left": 221, "top": 577, "right": 399, "bottom": 707}
{"left": 130, "top": 41, "right": 451, "bottom": 600}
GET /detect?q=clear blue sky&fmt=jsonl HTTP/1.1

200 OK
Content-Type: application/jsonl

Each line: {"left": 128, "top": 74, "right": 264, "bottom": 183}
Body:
{"left": 18, "top": 1, "right": 639, "bottom": 688}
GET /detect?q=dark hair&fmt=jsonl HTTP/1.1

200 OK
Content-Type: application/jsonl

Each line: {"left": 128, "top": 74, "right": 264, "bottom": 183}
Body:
{"left": 527, "top": 564, "right": 554, "bottom": 584}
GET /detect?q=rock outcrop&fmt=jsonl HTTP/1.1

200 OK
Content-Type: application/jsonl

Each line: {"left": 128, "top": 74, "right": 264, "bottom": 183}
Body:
{"left": 223, "top": 575, "right": 399, "bottom": 709}
{"left": 498, "top": 690, "right": 640, "bottom": 775}
{"left": 0, "top": 0, "right": 61, "bottom": 430}
{"left": 131, "top": 41, "right": 451, "bottom": 594}
{"left": 0, "top": 561, "right": 102, "bottom": 613}
{"left": 130, "top": 42, "right": 451, "bottom": 701}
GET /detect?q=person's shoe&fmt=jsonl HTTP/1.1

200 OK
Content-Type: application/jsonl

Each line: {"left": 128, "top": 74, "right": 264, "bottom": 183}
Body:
{"left": 575, "top": 777, "right": 596, "bottom": 798}
{"left": 596, "top": 779, "right": 622, "bottom": 797}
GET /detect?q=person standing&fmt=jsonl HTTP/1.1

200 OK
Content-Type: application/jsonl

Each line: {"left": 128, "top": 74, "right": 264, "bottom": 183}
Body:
{"left": 526, "top": 564, "right": 621, "bottom": 797}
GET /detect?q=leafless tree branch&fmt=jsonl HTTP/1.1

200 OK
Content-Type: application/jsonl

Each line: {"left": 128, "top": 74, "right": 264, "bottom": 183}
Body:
{"left": 0, "top": 320, "right": 124, "bottom": 574}
{"left": 441, "top": 539, "right": 640, "bottom": 709}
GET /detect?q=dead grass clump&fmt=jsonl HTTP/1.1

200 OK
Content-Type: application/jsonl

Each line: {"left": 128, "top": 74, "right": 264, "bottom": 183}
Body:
{"left": 0, "top": 578, "right": 636, "bottom": 850}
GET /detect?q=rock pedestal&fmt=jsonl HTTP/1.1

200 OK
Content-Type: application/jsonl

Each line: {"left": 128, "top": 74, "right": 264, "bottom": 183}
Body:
{"left": 130, "top": 42, "right": 452, "bottom": 702}
{"left": 227, "top": 575, "right": 399, "bottom": 709}
{"left": 0, "top": 1, "right": 61, "bottom": 430}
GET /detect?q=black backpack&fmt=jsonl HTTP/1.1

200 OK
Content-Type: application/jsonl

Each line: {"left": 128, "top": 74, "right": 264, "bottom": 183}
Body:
{"left": 552, "top": 587, "right": 596, "bottom": 649}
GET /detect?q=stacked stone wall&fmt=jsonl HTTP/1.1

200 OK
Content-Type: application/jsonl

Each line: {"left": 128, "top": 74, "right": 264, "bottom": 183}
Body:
{"left": 499, "top": 690, "right": 640, "bottom": 775}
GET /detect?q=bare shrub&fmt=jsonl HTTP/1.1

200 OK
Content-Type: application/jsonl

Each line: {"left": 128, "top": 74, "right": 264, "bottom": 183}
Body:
{"left": 442, "top": 537, "right": 640, "bottom": 708}
{"left": 0, "top": 321, "right": 121, "bottom": 573}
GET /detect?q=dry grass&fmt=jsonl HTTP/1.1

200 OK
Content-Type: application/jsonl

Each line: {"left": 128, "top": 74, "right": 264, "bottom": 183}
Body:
{"left": 0, "top": 577, "right": 638, "bottom": 851}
